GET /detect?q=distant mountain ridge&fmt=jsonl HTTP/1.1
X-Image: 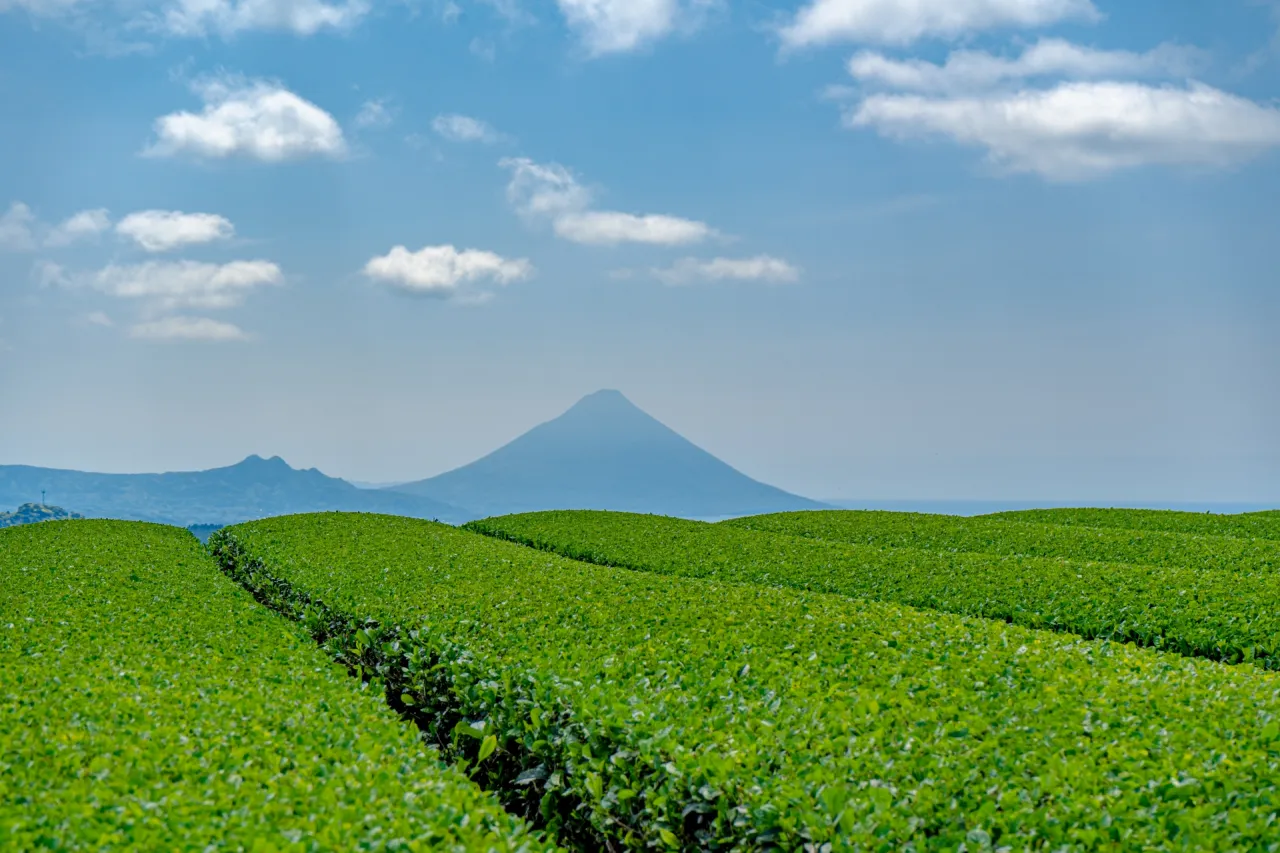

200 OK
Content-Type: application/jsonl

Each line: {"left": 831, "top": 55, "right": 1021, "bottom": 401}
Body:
{"left": 0, "top": 456, "right": 470, "bottom": 527}
{"left": 389, "top": 389, "right": 826, "bottom": 519}
{"left": 0, "top": 503, "right": 84, "bottom": 528}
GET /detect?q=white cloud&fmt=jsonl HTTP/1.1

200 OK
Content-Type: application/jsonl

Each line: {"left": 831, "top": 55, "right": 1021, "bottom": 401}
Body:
{"left": 45, "top": 208, "right": 111, "bottom": 247}
{"left": 849, "top": 39, "right": 1202, "bottom": 93}
{"left": 89, "top": 259, "right": 282, "bottom": 310}
{"left": 355, "top": 98, "right": 395, "bottom": 129}
{"left": 86, "top": 311, "right": 114, "bottom": 327}
{"left": 554, "top": 211, "right": 711, "bottom": 245}
{"left": 652, "top": 255, "right": 801, "bottom": 284}
{"left": 501, "top": 157, "right": 594, "bottom": 218}
{"left": 363, "top": 244, "right": 533, "bottom": 297}
{"left": 780, "top": 0, "right": 1099, "bottom": 49}
{"left": 157, "top": 0, "right": 369, "bottom": 37}
{"left": 499, "top": 156, "right": 713, "bottom": 246}
{"left": 848, "top": 80, "right": 1280, "bottom": 180}
{"left": 555, "top": 0, "right": 717, "bottom": 55}
{"left": 116, "top": 210, "right": 235, "bottom": 252}
{"left": 129, "top": 315, "right": 248, "bottom": 341}
{"left": 432, "top": 114, "right": 500, "bottom": 143}
{"left": 0, "top": 202, "right": 37, "bottom": 251}
{"left": 146, "top": 77, "right": 346, "bottom": 162}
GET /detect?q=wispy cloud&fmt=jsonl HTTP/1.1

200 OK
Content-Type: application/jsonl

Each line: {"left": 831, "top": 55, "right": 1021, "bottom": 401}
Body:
{"left": 848, "top": 80, "right": 1280, "bottom": 180}
{"left": 355, "top": 98, "right": 396, "bottom": 129}
{"left": 780, "top": 0, "right": 1099, "bottom": 49}
{"left": 432, "top": 113, "right": 501, "bottom": 143}
{"left": 116, "top": 210, "right": 235, "bottom": 252}
{"left": 154, "top": 0, "right": 370, "bottom": 37}
{"left": 555, "top": 0, "right": 720, "bottom": 56}
{"left": 87, "top": 259, "right": 283, "bottom": 311}
{"left": 129, "top": 315, "right": 248, "bottom": 341}
{"left": 848, "top": 39, "right": 1203, "bottom": 93}
{"left": 500, "top": 156, "right": 714, "bottom": 246}
{"left": 650, "top": 255, "right": 800, "bottom": 285}
{"left": 45, "top": 209, "right": 111, "bottom": 247}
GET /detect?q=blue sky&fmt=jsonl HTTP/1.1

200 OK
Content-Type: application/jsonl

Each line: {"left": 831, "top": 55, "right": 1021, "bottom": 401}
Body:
{"left": 1, "top": 0, "right": 1278, "bottom": 502}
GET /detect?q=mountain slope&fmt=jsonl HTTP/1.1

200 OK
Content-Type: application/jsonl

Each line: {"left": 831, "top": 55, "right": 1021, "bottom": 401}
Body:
{"left": 0, "top": 456, "right": 471, "bottom": 526}
{"left": 390, "top": 390, "right": 826, "bottom": 518}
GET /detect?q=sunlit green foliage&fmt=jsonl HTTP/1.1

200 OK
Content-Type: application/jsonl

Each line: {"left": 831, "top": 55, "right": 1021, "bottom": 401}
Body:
{"left": 469, "top": 510, "right": 1280, "bottom": 666}
{"left": 0, "top": 519, "right": 551, "bottom": 852}
{"left": 986, "top": 507, "right": 1280, "bottom": 540}
{"left": 724, "top": 509, "right": 1280, "bottom": 573}
{"left": 218, "top": 512, "right": 1280, "bottom": 851}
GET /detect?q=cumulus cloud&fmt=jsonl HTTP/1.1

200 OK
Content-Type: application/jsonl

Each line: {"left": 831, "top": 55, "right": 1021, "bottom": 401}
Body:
{"left": 0, "top": 203, "right": 37, "bottom": 251}
{"left": 555, "top": 0, "right": 718, "bottom": 55}
{"left": 500, "top": 156, "right": 713, "bottom": 246}
{"left": 45, "top": 208, "right": 111, "bottom": 247}
{"left": 363, "top": 244, "right": 533, "bottom": 298}
{"left": 848, "top": 80, "right": 1280, "bottom": 180}
{"left": 651, "top": 255, "right": 800, "bottom": 285}
{"left": 848, "top": 39, "right": 1202, "bottom": 93}
{"left": 86, "top": 311, "right": 114, "bottom": 327}
{"left": 157, "top": 0, "right": 369, "bottom": 37}
{"left": 432, "top": 113, "right": 500, "bottom": 143}
{"left": 116, "top": 210, "right": 235, "bottom": 252}
{"left": 146, "top": 77, "right": 346, "bottom": 162}
{"left": 355, "top": 98, "right": 395, "bottom": 129}
{"left": 129, "top": 315, "right": 248, "bottom": 341}
{"left": 780, "top": 0, "right": 1099, "bottom": 49}
{"left": 88, "top": 259, "right": 282, "bottom": 310}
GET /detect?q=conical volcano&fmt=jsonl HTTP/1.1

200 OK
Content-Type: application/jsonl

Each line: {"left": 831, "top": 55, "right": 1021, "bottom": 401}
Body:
{"left": 388, "top": 390, "right": 826, "bottom": 518}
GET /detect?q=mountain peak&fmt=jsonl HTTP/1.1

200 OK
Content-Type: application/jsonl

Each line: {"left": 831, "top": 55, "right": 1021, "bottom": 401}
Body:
{"left": 568, "top": 389, "right": 637, "bottom": 411}
{"left": 391, "top": 393, "right": 826, "bottom": 518}
{"left": 236, "top": 454, "right": 290, "bottom": 469}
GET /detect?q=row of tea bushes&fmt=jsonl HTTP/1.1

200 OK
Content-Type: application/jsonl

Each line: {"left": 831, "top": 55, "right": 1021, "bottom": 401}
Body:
{"left": 0, "top": 520, "right": 552, "bottom": 852}
{"left": 215, "top": 512, "right": 1280, "bottom": 851}
{"left": 468, "top": 510, "right": 1280, "bottom": 667}
{"left": 724, "top": 509, "right": 1280, "bottom": 574}
{"left": 986, "top": 507, "right": 1280, "bottom": 540}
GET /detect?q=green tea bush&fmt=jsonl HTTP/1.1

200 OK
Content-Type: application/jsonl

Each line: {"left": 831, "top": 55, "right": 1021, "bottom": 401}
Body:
{"left": 469, "top": 510, "right": 1280, "bottom": 667}
{"left": 724, "top": 510, "right": 1280, "bottom": 574}
{"left": 986, "top": 508, "right": 1280, "bottom": 540}
{"left": 215, "top": 512, "right": 1280, "bottom": 852}
{"left": 0, "top": 519, "right": 551, "bottom": 852}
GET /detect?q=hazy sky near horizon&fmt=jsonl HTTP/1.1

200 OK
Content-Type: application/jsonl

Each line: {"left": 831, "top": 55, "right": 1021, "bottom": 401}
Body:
{"left": 2, "top": 0, "right": 1278, "bottom": 502}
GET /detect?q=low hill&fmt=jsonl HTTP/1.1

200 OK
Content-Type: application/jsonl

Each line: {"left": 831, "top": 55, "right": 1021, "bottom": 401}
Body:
{"left": 0, "top": 502, "right": 84, "bottom": 528}
{"left": 389, "top": 390, "right": 826, "bottom": 519}
{"left": 0, "top": 456, "right": 471, "bottom": 527}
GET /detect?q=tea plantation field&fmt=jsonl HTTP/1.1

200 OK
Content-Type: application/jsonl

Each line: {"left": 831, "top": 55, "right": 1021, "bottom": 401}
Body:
{"left": 0, "top": 520, "right": 552, "bottom": 852}
{"left": 986, "top": 507, "right": 1280, "bottom": 540}
{"left": 468, "top": 510, "right": 1280, "bottom": 667}
{"left": 724, "top": 509, "right": 1280, "bottom": 574}
{"left": 7, "top": 508, "right": 1280, "bottom": 852}
{"left": 216, "top": 512, "right": 1280, "bottom": 851}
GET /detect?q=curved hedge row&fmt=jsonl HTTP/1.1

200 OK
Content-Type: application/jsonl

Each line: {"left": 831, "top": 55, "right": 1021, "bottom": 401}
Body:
{"left": 0, "top": 519, "right": 551, "bottom": 852}
{"left": 723, "top": 510, "right": 1280, "bottom": 574}
{"left": 468, "top": 510, "right": 1280, "bottom": 667}
{"left": 985, "top": 508, "right": 1280, "bottom": 540}
{"left": 217, "top": 512, "right": 1280, "bottom": 851}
